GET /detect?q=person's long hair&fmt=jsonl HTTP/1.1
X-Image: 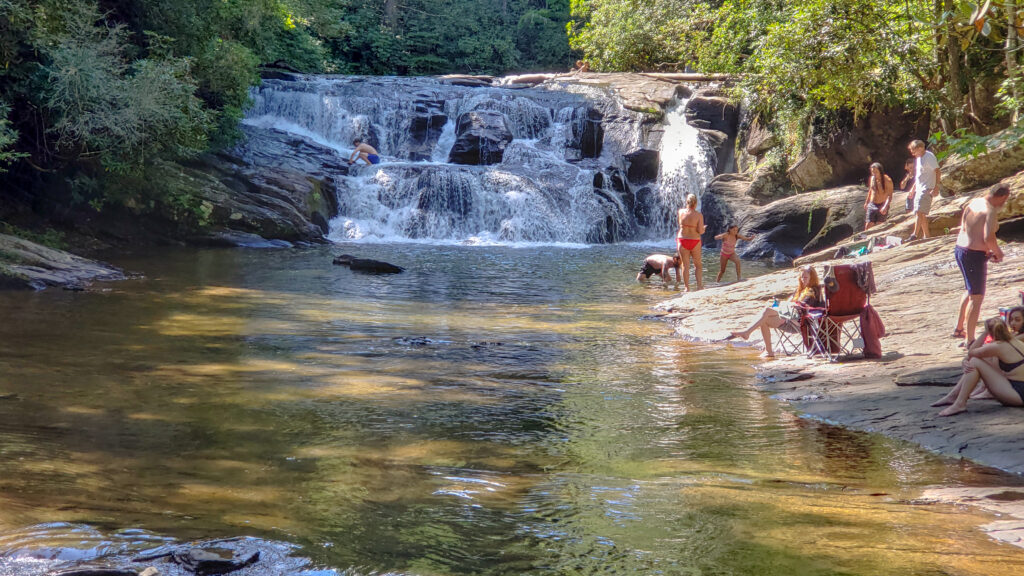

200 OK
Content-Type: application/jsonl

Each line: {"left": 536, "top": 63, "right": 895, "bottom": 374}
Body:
{"left": 793, "top": 266, "right": 821, "bottom": 300}
{"left": 1008, "top": 307, "right": 1024, "bottom": 334}
{"left": 987, "top": 317, "right": 1013, "bottom": 342}
{"left": 869, "top": 162, "right": 885, "bottom": 192}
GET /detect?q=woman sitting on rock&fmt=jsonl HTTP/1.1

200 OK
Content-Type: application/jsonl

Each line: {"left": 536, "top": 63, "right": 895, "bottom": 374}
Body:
{"left": 948, "top": 307, "right": 1024, "bottom": 400}
{"left": 934, "top": 316, "right": 1024, "bottom": 416}
{"left": 729, "top": 265, "right": 823, "bottom": 358}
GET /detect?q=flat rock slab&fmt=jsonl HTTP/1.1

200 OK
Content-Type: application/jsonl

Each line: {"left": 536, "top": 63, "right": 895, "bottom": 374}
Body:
{"left": 0, "top": 233, "right": 124, "bottom": 290}
{"left": 894, "top": 366, "right": 962, "bottom": 386}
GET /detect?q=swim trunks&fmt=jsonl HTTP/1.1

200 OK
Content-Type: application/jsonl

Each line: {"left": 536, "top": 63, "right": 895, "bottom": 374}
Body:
{"left": 677, "top": 238, "right": 701, "bottom": 251}
{"left": 639, "top": 261, "right": 661, "bottom": 279}
{"left": 955, "top": 245, "right": 988, "bottom": 295}
{"left": 865, "top": 202, "right": 887, "bottom": 224}
{"left": 913, "top": 189, "right": 933, "bottom": 215}
{"left": 367, "top": 154, "right": 381, "bottom": 165}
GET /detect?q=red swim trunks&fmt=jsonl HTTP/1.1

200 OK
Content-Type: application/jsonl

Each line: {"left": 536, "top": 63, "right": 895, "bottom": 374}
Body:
{"left": 677, "top": 238, "right": 701, "bottom": 251}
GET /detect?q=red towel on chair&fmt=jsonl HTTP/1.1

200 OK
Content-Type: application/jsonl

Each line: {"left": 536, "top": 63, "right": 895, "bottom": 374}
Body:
{"left": 861, "top": 304, "right": 885, "bottom": 359}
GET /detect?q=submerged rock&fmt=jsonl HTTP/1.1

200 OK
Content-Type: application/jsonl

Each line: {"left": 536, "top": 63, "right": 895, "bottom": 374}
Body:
{"left": 332, "top": 254, "right": 405, "bottom": 273}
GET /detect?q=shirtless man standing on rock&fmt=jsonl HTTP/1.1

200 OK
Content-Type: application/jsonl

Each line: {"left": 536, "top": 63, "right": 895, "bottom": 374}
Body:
{"left": 953, "top": 183, "right": 1010, "bottom": 344}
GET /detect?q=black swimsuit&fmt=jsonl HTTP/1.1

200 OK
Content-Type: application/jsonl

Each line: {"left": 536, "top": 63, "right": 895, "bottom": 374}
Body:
{"left": 999, "top": 344, "right": 1024, "bottom": 403}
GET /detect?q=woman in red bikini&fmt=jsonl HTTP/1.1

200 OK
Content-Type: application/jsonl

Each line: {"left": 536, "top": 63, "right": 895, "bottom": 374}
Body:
{"left": 676, "top": 194, "right": 706, "bottom": 292}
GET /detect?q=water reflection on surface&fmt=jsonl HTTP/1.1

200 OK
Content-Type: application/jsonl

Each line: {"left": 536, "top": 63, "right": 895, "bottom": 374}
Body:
{"left": 0, "top": 244, "right": 1022, "bottom": 575}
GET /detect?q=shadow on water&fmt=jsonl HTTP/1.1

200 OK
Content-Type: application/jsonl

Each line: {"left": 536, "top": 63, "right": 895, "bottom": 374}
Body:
{"left": 0, "top": 243, "right": 1022, "bottom": 575}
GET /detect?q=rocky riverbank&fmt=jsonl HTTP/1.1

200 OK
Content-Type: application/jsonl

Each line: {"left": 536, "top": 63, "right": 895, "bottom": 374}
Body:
{"left": 658, "top": 171, "right": 1024, "bottom": 545}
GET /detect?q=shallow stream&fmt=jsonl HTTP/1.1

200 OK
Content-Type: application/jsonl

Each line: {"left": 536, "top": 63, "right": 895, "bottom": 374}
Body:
{"left": 0, "top": 244, "right": 1022, "bottom": 575}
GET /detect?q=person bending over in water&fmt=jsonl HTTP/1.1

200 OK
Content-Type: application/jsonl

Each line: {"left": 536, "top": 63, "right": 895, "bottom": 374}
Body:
{"left": 636, "top": 253, "right": 681, "bottom": 284}
{"left": 348, "top": 139, "right": 381, "bottom": 165}
{"left": 729, "top": 266, "right": 823, "bottom": 358}
{"left": 676, "top": 193, "right": 706, "bottom": 292}
{"left": 933, "top": 316, "right": 1024, "bottom": 416}
{"left": 715, "top": 224, "right": 755, "bottom": 282}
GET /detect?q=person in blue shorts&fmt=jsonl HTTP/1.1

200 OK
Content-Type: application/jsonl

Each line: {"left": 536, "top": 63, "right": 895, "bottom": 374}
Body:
{"left": 348, "top": 139, "right": 381, "bottom": 165}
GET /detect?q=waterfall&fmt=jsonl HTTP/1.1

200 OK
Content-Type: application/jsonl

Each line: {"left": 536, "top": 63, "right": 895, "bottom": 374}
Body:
{"left": 241, "top": 76, "right": 717, "bottom": 245}
{"left": 654, "top": 101, "right": 715, "bottom": 230}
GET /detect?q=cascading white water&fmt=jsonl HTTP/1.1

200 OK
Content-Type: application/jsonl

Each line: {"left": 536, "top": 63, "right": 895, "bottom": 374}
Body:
{"left": 655, "top": 101, "right": 716, "bottom": 223}
{"left": 241, "top": 76, "right": 716, "bottom": 245}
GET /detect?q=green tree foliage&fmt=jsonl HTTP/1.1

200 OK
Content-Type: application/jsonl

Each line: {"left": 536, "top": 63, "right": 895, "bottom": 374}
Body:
{"left": 569, "top": 0, "right": 1023, "bottom": 155}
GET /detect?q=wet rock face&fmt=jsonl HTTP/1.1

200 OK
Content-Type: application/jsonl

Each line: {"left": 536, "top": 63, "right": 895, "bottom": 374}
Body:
{"left": 448, "top": 111, "right": 514, "bottom": 165}
{"left": 684, "top": 93, "right": 740, "bottom": 173}
{"left": 407, "top": 100, "right": 449, "bottom": 161}
{"left": 624, "top": 149, "right": 660, "bottom": 183}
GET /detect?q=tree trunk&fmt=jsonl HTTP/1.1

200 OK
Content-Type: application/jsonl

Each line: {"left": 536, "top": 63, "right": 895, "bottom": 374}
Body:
{"left": 1008, "top": 0, "right": 1021, "bottom": 123}
{"left": 945, "top": 0, "right": 965, "bottom": 129}
{"left": 384, "top": 0, "right": 399, "bottom": 29}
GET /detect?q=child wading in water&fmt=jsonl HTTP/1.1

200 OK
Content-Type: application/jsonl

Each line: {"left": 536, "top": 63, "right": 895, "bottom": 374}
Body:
{"left": 715, "top": 225, "right": 755, "bottom": 282}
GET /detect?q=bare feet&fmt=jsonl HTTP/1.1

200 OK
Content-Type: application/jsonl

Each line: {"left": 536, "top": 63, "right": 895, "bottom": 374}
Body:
{"left": 759, "top": 351, "right": 776, "bottom": 359}
{"left": 938, "top": 404, "right": 968, "bottom": 417}
{"left": 730, "top": 330, "right": 748, "bottom": 340}
{"left": 971, "top": 389, "right": 994, "bottom": 400}
{"left": 930, "top": 397, "right": 954, "bottom": 407}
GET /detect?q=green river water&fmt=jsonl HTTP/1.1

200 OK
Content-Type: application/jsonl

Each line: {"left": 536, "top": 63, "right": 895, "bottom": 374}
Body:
{"left": 0, "top": 244, "right": 1022, "bottom": 575}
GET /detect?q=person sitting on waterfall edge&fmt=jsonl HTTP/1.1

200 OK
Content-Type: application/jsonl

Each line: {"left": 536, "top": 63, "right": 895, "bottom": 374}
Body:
{"left": 728, "top": 266, "right": 823, "bottom": 359}
{"left": 637, "top": 253, "right": 681, "bottom": 285}
{"left": 677, "top": 193, "right": 706, "bottom": 292}
{"left": 348, "top": 139, "right": 381, "bottom": 165}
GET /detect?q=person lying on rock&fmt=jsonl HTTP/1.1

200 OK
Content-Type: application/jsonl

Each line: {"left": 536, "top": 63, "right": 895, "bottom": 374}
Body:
{"left": 715, "top": 224, "right": 755, "bottom": 282}
{"left": 348, "top": 139, "right": 381, "bottom": 165}
{"left": 636, "top": 253, "right": 681, "bottom": 284}
{"left": 729, "top": 265, "right": 823, "bottom": 359}
{"left": 933, "top": 316, "right": 1024, "bottom": 416}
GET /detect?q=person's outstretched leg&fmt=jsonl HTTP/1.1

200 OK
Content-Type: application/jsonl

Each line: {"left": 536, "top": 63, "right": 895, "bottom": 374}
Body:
{"left": 716, "top": 255, "right": 727, "bottom": 282}
{"left": 692, "top": 247, "right": 704, "bottom": 290}
{"left": 954, "top": 291, "right": 969, "bottom": 336}
{"left": 964, "top": 294, "right": 984, "bottom": 344}
{"left": 931, "top": 371, "right": 976, "bottom": 406}
{"left": 733, "top": 254, "right": 742, "bottom": 281}
{"left": 731, "top": 307, "right": 782, "bottom": 340}
{"left": 679, "top": 249, "right": 691, "bottom": 292}
{"left": 967, "top": 358, "right": 1024, "bottom": 407}
{"left": 938, "top": 368, "right": 982, "bottom": 416}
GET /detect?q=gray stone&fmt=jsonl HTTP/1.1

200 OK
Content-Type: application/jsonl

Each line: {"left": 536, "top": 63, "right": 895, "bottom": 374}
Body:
{"left": 448, "top": 111, "right": 514, "bottom": 165}
{"left": 0, "top": 233, "right": 124, "bottom": 291}
{"left": 942, "top": 128, "right": 1024, "bottom": 195}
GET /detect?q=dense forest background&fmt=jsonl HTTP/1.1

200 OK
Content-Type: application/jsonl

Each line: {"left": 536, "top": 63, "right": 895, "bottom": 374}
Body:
{"left": 0, "top": 0, "right": 1021, "bottom": 241}
{"left": 0, "top": 0, "right": 574, "bottom": 232}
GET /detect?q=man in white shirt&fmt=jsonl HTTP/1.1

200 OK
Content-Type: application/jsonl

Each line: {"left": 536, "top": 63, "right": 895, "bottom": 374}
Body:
{"left": 907, "top": 139, "right": 941, "bottom": 240}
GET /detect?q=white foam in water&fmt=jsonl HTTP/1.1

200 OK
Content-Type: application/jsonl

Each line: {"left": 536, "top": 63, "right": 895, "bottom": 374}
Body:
{"left": 245, "top": 78, "right": 715, "bottom": 246}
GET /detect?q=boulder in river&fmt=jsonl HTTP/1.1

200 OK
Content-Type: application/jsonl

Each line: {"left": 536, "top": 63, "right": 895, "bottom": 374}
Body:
{"left": 333, "top": 254, "right": 405, "bottom": 273}
{"left": 0, "top": 233, "right": 125, "bottom": 290}
{"left": 448, "top": 111, "right": 514, "bottom": 165}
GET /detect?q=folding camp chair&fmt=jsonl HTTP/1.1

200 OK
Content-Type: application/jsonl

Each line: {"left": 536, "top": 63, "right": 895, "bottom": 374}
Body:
{"left": 773, "top": 303, "right": 816, "bottom": 357}
{"left": 804, "top": 263, "right": 870, "bottom": 362}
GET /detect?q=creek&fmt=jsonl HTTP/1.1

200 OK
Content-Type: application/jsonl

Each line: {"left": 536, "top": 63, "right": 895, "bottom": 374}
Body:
{"left": 1, "top": 244, "right": 1023, "bottom": 575}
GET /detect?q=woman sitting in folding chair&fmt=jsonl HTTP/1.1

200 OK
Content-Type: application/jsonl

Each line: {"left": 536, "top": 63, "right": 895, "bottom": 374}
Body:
{"left": 933, "top": 316, "right": 1024, "bottom": 416}
{"left": 729, "top": 266, "right": 823, "bottom": 358}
